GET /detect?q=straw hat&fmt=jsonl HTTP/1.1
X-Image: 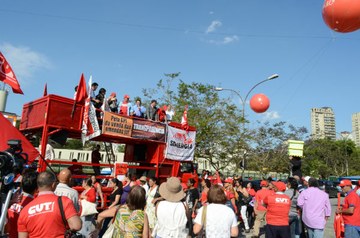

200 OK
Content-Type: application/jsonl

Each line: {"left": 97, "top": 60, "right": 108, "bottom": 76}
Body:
{"left": 159, "top": 177, "right": 185, "bottom": 202}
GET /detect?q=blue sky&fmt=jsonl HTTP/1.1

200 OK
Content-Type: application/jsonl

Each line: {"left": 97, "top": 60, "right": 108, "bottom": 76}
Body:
{"left": 1, "top": 1, "right": 360, "bottom": 135}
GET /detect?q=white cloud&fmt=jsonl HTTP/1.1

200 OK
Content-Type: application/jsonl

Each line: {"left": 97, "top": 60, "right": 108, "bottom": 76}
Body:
{"left": 209, "top": 11, "right": 214, "bottom": 15}
{"left": 0, "top": 43, "right": 51, "bottom": 79}
{"left": 206, "top": 20, "right": 222, "bottom": 33}
{"left": 208, "top": 35, "right": 239, "bottom": 45}
{"left": 263, "top": 111, "right": 280, "bottom": 120}
{"left": 222, "top": 35, "right": 239, "bottom": 44}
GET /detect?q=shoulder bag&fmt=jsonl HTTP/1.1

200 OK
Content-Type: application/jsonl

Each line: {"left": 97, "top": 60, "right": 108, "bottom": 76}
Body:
{"left": 80, "top": 199, "right": 98, "bottom": 217}
{"left": 58, "top": 196, "right": 83, "bottom": 238}
{"left": 102, "top": 205, "right": 121, "bottom": 238}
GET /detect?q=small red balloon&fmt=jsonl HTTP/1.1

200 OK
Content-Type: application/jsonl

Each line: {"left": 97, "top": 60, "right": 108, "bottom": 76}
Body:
{"left": 322, "top": 0, "right": 360, "bottom": 33}
{"left": 250, "top": 94, "right": 270, "bottom": 113}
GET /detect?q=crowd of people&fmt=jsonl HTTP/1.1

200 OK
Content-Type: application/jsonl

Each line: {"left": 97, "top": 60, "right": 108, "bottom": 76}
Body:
{"left": 75, "top": 82, "right": 176, "bottom": 122}
{"left": 4, "top": 167, "right": 360, "bottom": 238}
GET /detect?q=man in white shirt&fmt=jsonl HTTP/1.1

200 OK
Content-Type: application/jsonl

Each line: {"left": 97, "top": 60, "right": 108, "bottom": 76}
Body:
{"left": 139, "top": 176, "right": 149, "bottom": 194}
{"left": 54, "top": 168, "right": 80, "bottom": 212}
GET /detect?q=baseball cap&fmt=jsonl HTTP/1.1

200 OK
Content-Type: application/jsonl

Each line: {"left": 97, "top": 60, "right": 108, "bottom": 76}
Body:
{"left": 303, "top": 176, "right": 311, "bottom": 182}
{"left": 339, "top": 179, "right": 352, "bottom": 187}
{"left": 124, "top": 94, "right": 130, "bottom": 99}
{"left": 110, "top": 92, "right": 116, "bottom": 97}
{"left": 260, "top": 180, "right": 268, "bottom": 187}
{"left": 224, "top": 177, "right": 233, "bottom": 184}
{"left": 272, "top": 181, "right": 287, "bottom": 191}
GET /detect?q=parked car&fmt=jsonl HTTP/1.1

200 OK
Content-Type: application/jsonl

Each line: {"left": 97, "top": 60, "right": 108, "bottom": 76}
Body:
{"left": 319, "top": 180, "right": 339, "bottom": 198}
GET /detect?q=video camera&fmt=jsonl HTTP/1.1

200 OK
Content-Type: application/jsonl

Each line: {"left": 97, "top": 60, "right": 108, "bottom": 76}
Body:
{"left": 0, "top": 140, "right": 27, "bottom": 188}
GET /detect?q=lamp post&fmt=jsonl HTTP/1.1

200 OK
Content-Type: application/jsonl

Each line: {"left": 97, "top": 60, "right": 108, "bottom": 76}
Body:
{"left": 214, "top": 74, "right": 279, "bottom": 172}
{"left": 215, "top": 74, "right": 278, "bottom": 123}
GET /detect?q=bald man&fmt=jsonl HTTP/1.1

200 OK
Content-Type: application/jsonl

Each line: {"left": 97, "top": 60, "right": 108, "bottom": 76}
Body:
{"left": 54, "top": 169, "right": 80, "bottom": 212}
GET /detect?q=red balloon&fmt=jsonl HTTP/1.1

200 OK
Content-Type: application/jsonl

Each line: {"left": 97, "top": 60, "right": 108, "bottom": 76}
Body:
{"left": 322, "top": 0, "right": 360, "bottom": 33}
{"left": 250, "top": 94, "right": 270, "bottom": 113}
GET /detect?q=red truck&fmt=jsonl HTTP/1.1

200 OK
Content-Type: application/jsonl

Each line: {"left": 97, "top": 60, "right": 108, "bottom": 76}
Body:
{"left": 19, "top": 94, "right": 199, "bottom": 187}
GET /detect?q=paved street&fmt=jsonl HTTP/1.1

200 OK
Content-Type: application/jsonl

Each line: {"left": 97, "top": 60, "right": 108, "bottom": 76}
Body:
{"left": 238, "top": 197, "right": 338, "bottom": 238}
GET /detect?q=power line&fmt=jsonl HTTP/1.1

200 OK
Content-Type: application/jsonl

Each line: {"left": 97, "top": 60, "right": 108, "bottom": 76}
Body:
{"left": 1, "top": 8, "right": 360, "bottom": 41}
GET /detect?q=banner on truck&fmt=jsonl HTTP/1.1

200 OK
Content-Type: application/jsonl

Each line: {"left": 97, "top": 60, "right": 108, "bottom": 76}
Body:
{"left": 165, "top": 125, "right": 196, "bottom": 161}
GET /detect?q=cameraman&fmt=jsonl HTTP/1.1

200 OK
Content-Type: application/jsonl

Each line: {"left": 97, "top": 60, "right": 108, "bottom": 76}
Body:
{"left": 6, "top": 169, "right": 38, "bottom": 238}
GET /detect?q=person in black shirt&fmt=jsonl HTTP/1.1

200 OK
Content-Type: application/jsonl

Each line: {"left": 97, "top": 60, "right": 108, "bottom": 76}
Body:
{"left": 186, "top": 178, "right": 199, "bottom": 237}
{"left": 108, "top": 178, "right": 123, "bottom": 208}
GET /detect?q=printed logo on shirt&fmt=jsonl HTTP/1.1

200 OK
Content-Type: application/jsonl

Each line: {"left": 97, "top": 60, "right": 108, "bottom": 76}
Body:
{"left": 28, "top": 202, "right": 55, "bottom": 216}
{"left": 9, "top": 203, "right": 23, "bottom": 214}
{"left": 275, "top": 197, "right": 289, "bottom": 203}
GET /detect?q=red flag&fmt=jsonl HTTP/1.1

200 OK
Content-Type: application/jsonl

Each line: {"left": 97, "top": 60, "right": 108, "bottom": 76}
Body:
{"left": 334, "top": 193, "right": 345, "bottom": 238}
{"left": 43, "top": 83, "right": 47, "bottom": 96}
{"left": 181, "top": 105, "right": 189, "bottom": 130}
{"left": 74, "top": 73, "right": 88, "bottom": 104}
{"left": 71, "top": 73, "right": 88, "bottom": 118}
{"left": 0, "top": 113, "right": 39, "bottom": 163}
{"left": 0, "top": 52, "right": 24, "bottom": 94}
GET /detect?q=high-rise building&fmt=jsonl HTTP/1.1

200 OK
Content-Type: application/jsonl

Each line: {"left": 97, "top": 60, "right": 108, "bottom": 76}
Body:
{"left": 351, "top": 112, "right": 360, "bottom": 146}
{"left": 311, "top": 107, "right": 336, "bottom": 140}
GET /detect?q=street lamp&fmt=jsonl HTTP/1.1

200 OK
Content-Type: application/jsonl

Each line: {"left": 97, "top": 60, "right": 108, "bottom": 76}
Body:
{"left": 214, "top": 73, "right": 279, "bottom": 122}
{"left": 214, "top": 74, "right": 279, "bottom": 172}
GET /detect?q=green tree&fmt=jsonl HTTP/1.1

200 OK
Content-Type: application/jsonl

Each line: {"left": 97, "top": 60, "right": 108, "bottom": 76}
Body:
{"left": 303, "top": 138, "right": 360, "bottom": 177}
{"left": 246, "top": 121, "right": 308, "bottom": 176}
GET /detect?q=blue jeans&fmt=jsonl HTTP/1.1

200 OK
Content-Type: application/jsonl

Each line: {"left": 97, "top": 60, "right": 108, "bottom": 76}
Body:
{"left": 307, "top": 227, "right": 324, "bottom": 238}
{"left": 344, "top": 225, "right": 360, "bottom": 238}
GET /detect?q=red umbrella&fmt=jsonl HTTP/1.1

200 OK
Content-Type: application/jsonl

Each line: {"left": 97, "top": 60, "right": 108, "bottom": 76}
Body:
{"left": 334, "top": 193, "right": 344, "bottom": 238}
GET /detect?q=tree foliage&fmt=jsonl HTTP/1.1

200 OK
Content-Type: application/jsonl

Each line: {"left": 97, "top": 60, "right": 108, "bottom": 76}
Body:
{"left": 142, "top": 73, "right": 360, "bottom": 177}
{"left": 303, "top": 138, "right": 360, "bottom": 177}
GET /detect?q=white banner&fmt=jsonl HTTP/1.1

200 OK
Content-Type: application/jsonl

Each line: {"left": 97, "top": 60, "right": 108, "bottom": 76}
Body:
{"left": 81, "top": 76, "right": 101, "bottom": 145}
{"left": 165, "top": 126, "right": 196, "bottom": 161}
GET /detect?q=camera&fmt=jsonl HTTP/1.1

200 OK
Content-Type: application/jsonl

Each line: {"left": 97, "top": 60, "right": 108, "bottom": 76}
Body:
{"left": 0, "top": 140, "right": 27, "bottom": 186}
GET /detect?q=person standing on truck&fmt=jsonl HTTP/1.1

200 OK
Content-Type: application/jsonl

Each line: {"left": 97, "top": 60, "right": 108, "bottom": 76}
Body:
{"left": 90, "top": 82, "right": 99, "bottom": 105}
{"left": 146, "top": 99, "right": 159, "bottom": 121}
{"left": 119, "top": 94, "right": 133, "bottom": 116}
{"left": 132, "top": 98, "right": 146, "bottom": 118}
{"left": 92, "top": 144, "right": 101, "bottom": 176}
{"left": 107, "top": 92, "right": 119, "bottom": 113}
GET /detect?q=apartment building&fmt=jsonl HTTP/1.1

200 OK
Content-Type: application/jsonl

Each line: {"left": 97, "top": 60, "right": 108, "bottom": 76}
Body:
{"left": 311, "top": 107, "right": 336, "bottom": 140}
{"left": 352, "top": 112, "right": 360, "bottom": 146}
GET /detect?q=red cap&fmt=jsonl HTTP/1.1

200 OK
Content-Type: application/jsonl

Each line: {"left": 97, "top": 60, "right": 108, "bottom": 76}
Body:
{"left": 272, "top": 181, "right": 286, "bottom": 191}
{"left": 224, "top": 178, "right": 233, "bottom": 184}
{"left": 340, "top": 179, "right": 352, "bottom": 187}
{"left": 110, "top": 92, "right": 116, "bottom": 97}
{"left": 124, "top": 94, "right": 130, "bottom": 99}
{"left": 260, "top": 180, "right": 268, "bottom": 187}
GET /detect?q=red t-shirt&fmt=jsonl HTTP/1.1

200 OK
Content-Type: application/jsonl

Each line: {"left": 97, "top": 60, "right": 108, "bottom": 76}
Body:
{"left": 255, "top": 188, "right": 274, "bottom": 211}
{"left": 82, "top": 187, "right": 96, "bottom": 203}
{"left": 264, "top": 192, "right": 291, "bottom": 226}
{"left": 6, "top": 194, "right": 34, "bottom": 238}
{"left": 342, "top": 190, "right": 360, "bottom": 226}
{"left": 247, "top": 188, "right": 256, "bottom": 197}
{"left": 18, "top": 192, "right": 78, "bottom": 238}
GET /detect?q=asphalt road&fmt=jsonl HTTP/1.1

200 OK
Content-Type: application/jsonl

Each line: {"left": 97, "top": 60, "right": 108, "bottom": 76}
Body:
{"left": 238, "top": 197, "right": 338, "bottom": 238}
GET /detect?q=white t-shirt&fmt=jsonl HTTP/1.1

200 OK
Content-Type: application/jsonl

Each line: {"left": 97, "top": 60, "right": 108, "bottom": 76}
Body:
{"left": 194, "top": 203, "right": 237, "bottom": 238}
{"left": 154, "top": 201, "right": 188, "bottom": 238}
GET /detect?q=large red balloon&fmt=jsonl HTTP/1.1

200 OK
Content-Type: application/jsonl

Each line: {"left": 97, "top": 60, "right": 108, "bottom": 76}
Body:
{"left": 250, "top": 94, "right": 270, "bottom": 113}
{"left": 322, "top": 0, "right": 360, "bottom": 33}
